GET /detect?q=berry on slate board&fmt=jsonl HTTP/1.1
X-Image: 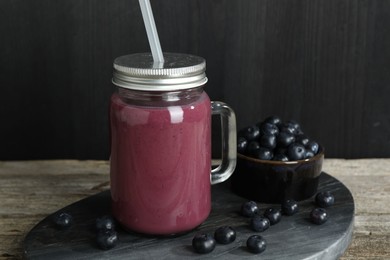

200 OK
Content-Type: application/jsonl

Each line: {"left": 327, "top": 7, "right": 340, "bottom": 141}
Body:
{"left": 281, "top": 199, "right": 299, "bottom": 216}
{"left": 315, "top": 191, "right": 335, "bottom": 208}
{"left": 310, "top": 208, "right": 328, "bottom": 225}
{"left": 238, "top": 116, "right": 321, "bottom": 161}
{"left": 214, "top": 226, "right": 236, "bottom": 244}
{"left": 263, "top": 208, "right": 282, "bottom": 225}
{"left": 96, "top": 229, "right": 118, "bottom": 250}
{"left": 192, "top": 233, "right": 216, "bottom": 254}
{"left": 54, "top": 212, "right": 73, "bottom": 229}
{"left": 96, "top": 215, "right": 116, "bottom": 231}
{"left": 250, "top": 215, "right": 270, "bottom": 232}
{"left": 241, "top": 201, "right": 259, "bottom": 217}
{"left": 246, "top": 235, "right": 267, "bottom": 254}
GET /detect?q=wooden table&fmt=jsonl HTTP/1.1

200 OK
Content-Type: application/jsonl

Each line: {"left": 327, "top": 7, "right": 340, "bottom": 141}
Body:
{"left": 0, "top": 159, "right": 389, "bottom": 259}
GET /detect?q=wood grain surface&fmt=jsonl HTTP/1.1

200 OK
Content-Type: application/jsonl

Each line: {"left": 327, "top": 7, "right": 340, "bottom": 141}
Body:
{"left": 0, "top": 159, "right": 389, "bottom": 259}
{"left": 1, "top": 1, "right": 390, "bottom": 160}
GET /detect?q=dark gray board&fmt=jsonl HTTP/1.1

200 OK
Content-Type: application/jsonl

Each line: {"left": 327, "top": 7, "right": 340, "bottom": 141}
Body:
{"left": 24, "top": 173, "right": 354, "bottom": 259}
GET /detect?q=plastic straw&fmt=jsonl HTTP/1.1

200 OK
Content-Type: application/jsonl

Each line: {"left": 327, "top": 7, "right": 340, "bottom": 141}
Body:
{"left": 139, "top": 0, "right": 164, "bottom": 63}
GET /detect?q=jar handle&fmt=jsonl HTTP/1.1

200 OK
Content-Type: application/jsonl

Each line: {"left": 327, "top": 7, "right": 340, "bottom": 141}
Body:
{"left": 211, "top": 101, "right": 237, "bottom": 185}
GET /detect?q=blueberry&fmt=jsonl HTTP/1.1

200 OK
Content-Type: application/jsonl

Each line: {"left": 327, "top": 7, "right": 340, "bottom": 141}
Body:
{"left": 246, "top": 235, "right": 267, "bottom": 254}
{"left": 259, "top": 134, "right": 277, "bottom": 149}
{"left": 315, "top": 191, "right": 335, "bottom": 208}
{"left": 241, "top": 201, "right": 259, "bottom": 217}
{"left": 239, "top": 125, "right": 260, "bottom": 141}
{"left": 96, "top": 215, "right": 116, "bottom": 231}
{"left": 276, "top": 132, "right": 295, "bottom": 147}
{"left": 310, "top": 208, "right": 328, "bottom": 225}
{"left": 96, "top": 229, "right": 118, "bottom": 250}
{"left": 260, "top": 122, "right": 279, "bottom": 136}
{"left": 279, "top": 122, "right": 298, "bottom": 135}
{"left": 250, "top": 216, "right": 270, "bottom": 232}
{"left": 246, "top": 141, "right": 261, "bottom": 156}
{"left": 253, "top": 147, "right": 273, "bottom": 160}
{"left": 286, "top": 120, "right": 301, "bottom": 131}
{"left": 273, "top": 154, "right": 289, "bottom": 162}
{"left": 304, "top": 149, "right": 315, "bottom": 159}
{"left": 281, "top": 199, "right": 299, "bottom": 216}
{"left": 263, "top": 208, "right": 282, "bottom": 225}
{"left": 54, "top": 212, "right": 73, "bottom": 229}
{"left": 237, "top": 136, "right": 248, "bottom": 154}
{"left": 192, "top": 233, "right": 216, "bottom": 254}
{"left": 295, "top": 134, "right": 310, "bottom": 146}
{"left": 263, "top": 116, "right": 282, "bottom": 126}
{"left": 214, "top": 226, "right": 236, "bottom": 244}
{"left": 287, "top": 143, "right": 306, "bottom": 161}
{"left": 306, "top": 141, "right": 319, "bottom": 154}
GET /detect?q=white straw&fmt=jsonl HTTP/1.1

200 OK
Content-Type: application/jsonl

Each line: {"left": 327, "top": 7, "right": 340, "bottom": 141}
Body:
{"left": 138, "top": 0, "right": 164, "bottom": 63}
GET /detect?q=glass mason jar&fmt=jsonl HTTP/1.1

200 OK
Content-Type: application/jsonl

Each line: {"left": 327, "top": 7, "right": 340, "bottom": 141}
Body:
{"left": 109, "top": 53, "right": 236, "bottom": 235}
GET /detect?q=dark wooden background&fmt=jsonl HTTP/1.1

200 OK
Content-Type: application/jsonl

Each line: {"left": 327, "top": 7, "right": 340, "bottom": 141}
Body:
{"left": 1, "top": 0, "right": 390, "bottom": 160}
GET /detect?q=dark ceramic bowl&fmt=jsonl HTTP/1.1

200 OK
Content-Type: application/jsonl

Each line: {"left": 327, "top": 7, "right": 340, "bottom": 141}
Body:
{"left": 231, "top": 146, "right": 324, "bottom": 203}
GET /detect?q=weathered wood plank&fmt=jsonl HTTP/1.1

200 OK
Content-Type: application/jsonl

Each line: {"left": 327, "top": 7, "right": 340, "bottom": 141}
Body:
{"left": 0, "top": 159, "right": 389, "bottom": 259}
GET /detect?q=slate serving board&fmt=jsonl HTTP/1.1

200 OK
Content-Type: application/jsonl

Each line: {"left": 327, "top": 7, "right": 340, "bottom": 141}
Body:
{"left": 24, "top": 172, "right": 354, "bottom": 259}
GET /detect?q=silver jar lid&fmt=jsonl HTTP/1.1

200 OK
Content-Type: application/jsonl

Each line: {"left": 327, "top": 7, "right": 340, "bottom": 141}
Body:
{"left": 112, "top": 53, "right": 208, "bottom": 91}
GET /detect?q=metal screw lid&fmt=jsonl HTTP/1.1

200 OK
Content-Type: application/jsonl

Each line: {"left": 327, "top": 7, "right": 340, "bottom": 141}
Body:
{"left": 112, "top": 53, "right": 208, "bottom": 91}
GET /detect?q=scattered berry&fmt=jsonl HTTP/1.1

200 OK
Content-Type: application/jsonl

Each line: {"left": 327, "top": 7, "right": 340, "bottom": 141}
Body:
{"left": 250, "top": 216, "right": 270, "bottom": 232}
{"left": 246, "top": 235, "right": 267, "bottom": 254}
{"left": 54, "top": 212, "right": 73, "bottom": 229}
{"left": 310, "top": 208, "right": 328, "bottom": 225}
{"left": 281, "top": 199, "right": 299, "bottom": 216}
{"left": 241, "top": 201, "right": 259, "bottom": 217}
{"left": 263, "top": 208, "right": 282, "bottom": 225}
{"left": 214, "top": 226, "right": 236, "bottom": 244}
{"left": 315, "top": 191, "right": 335, "bottom": 208}
{"left": 96, "top": 215, "right": 116, "bottom": 231}
{"left": 96, "top": 229, "right": 118, "bottom": 250}
{"left": 192, "top": 233, "right": 216, "bottom": 254}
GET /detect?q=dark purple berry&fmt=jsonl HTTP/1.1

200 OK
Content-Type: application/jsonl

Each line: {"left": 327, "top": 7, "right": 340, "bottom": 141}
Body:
{"left": 253, "top": 147, "right": 273, "bottom": 160}
{"left": 306, "top": 141, "right": 319, "bottom": 154}
{"left": 263, "top": 208, "right": 282, "bottom": 225}
{"left": 281, "top": 199, "right": 299, "bottom": 216}
{"left": 241, "top": 201, "right": 259, "bottom": 217}
{"left": 315, "top": 191, "right": 335, "bottom": 208}
{"left": 54, "top": 212, "right": 73, "bottom": 229}
{"left": 263, "top": 116, "right": 282, "bottom": 126}
{"left": 260, "top": 122, "right": 279, "bottom": 136}
{"left": 250, "top": 216, "right": 270, "bottom": 232}
{"left": 286, "top": 120, "right": 301, "bottom": 131}
{"left": 304, "top": 149, "right": 315, "bottom": 159}
{"left": 310, "top": 208, "right": 328, "bottom": 225}
{"left": 287, "top": 143, "right": 306, "bottom": 161}
{"left": 96, "top": 215, "right": 116, "bottom": 231}
{"left": 246, "top": 235, "right": 267, "bottom": 254}
{"left": 246, "top": 141, "right": 260, "bottom": 156}
{"left": 192, "top": 233, "right": 216, "bottom": 254}
{"left": 237, "top": 136, "right": 248, "bottom": 154}
{"left": 96, "top": 229, "right": 118, "bottom": 250}
{"left": 277, "top": 132, "right": 295, "bottom": 147}
{"left": 273, "top": 153, "right": 289, "bottom": 162}
{"left": 295, "top": 135, "right": 310, "bottom": 146}
{"left": 239, "top": 125, "right": 260, "bottom": 141}
{"left": 214, "top": 226, "right": 236, "bottom": 244}
{"left": 259, "top": 134, "right": 277, "bottom": 149}
{"left": 279, "top": 122, "right": 298, "bottom": 135}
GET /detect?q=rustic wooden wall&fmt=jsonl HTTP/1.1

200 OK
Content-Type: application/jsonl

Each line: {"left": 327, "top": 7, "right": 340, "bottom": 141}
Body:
{"left": 1, "top": 0, "right": 389, "bottom": 160}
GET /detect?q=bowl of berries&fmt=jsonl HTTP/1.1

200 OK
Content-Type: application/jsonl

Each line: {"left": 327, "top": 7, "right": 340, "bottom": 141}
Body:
{"left": 231, "top": 116, "right": 324, "bottom": 203}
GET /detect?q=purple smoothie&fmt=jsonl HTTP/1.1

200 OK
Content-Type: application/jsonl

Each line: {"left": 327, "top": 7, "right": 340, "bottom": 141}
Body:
{"left": 109, "top": 90, "right": 212, "bottom": 235}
